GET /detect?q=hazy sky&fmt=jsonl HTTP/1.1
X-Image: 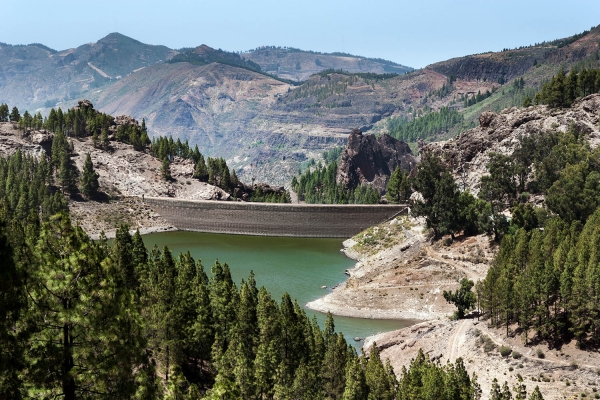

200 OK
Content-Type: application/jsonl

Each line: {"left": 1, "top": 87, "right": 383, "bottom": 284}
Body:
{"left": 2, "top": 0, "right": 599, "bottom": 68}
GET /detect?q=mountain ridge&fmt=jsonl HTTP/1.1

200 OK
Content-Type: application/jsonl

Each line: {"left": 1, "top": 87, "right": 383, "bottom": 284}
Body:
{"left": 2, "top": 27, "right": 599, "bottom": 186}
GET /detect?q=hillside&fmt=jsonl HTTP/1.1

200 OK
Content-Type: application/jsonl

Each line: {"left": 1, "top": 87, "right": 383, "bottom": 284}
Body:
{"left": 243, "top": 46, "right": 413, "bottom": 81}
{"left": 2, "top": 26, "right": 600, "bottom": 188}
{"left": 0, "top": 33, "right": 176, "bottom": 110}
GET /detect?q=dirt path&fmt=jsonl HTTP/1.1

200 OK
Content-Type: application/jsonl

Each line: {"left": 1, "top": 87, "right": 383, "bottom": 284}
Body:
{"left": 447, "top": 319, "right": 468, "bottom": 362}
{"left": 425, "top": 246, "right": 480, "bottom": 281}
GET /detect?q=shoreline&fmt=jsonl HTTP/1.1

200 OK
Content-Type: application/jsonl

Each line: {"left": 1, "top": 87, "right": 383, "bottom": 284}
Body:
{"left": 306, "top": 226, "right": 446, "bottom": 322}
{"left": 88, "top": 225, "right": 178, "bottom": 240}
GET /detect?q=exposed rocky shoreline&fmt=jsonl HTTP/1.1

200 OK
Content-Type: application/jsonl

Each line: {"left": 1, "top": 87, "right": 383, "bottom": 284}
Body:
{"left": 308, "top": 218, "right": 600, "bottom": 399}
{"left": 306, "top": 216, "right": 492, "bottom": 321}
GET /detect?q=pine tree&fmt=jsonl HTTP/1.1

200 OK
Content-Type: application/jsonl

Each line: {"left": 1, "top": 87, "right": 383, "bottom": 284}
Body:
{"left": 9, "top": 107, "right": 19, "bottom": 122}
{"left": 25, "top": 213, "right": 145, "bottom": 399}
{"left": 444, "top": 278, "right": 477, "bottom": 319}
{"left": 0, "top": 218, "right": 26, "bottom": 399}
{"left": 366, "top": 344, "right": 394, "bottom": 400}
{"left": 80, "top": 153, "right": 99, "bottom": 199}
{"left": 162, "top": 157, "right": 172, "bottom": 181}
{"left": 193, "top": 155, "right": 208, "bottom": 182}
{"left": 386, "top": 166, "right": 410, "bottom": 204}
{"left": 101, "top": 127, "right": 110, "bottom": 149}
{"left": 412, "top": 154, "right": 461, "bottom": 238}
{"left": 0, "top": 104, "right": 9, "bottom": 122}
{"left": 342, "top": 352, "right": 368, "bottom": 400}
{"left": 528, "top": 386, "right": 544, "bottom": 400}
{"left": 58, "top": 151, "right": 76, "bottom": 194}
{"left": 254, "top": 287, "right": 281, "bottom": 399}
{"left": 140, "top": 119, "right": 151, "bottom": 147}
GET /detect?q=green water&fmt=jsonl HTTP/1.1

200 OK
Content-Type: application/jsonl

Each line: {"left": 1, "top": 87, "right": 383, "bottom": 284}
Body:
{"left": 141, "top": 231, "right": 418, "bottom": 348}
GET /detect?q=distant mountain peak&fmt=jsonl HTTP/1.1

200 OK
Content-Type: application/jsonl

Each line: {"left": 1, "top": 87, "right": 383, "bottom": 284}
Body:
{"left": 193, "top": 44, "right": 215, "bottom": 56}
{"left": 97, "top": 32, "right": 142, "bottom": 46}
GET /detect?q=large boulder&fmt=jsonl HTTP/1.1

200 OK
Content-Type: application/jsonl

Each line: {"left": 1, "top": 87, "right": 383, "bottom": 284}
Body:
{"left": 336, "top": 128, "right": 417, "bottom": 194}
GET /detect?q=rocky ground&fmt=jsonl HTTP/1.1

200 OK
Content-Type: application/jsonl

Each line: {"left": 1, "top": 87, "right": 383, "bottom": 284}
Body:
{"left": 69, "top": 196, "right": 175, "bottom": 239}
{"left": 0, "top": 122, "right": 231, "bottom": 237}
{"left": 308, "top": 217, "right": 600, "bottom": 399}
{"left": 307, "top": 216, "right": 494, "bottom": 320}
{"left": 365, "top": 318, "right": 600, "bottom": 400}
{"left": 425, "top": 94, "right": 600, "bottom": 194}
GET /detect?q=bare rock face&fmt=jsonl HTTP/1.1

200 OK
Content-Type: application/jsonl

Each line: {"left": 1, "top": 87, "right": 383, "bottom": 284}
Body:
{"left": 73, "top": 99, "right": 94, "bottom": 112}
{"left": 479, "top": 111, "right": 496, "bottom": 127}
{"left": 337, "top": 128, "right": 417, "bottom": 194}
{"left": 423, "top": 94, "right": 600, "bottom": 194}
{"left": 115, "top": 115, "right": 139, "bottom": 126}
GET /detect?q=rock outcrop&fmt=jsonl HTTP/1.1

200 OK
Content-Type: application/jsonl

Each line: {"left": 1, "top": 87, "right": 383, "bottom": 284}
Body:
{"left": 423, "top": 94, "right": 600, "bottom": 194}
{"left": 336, "top": 128, "right": 417, "bottom": 194}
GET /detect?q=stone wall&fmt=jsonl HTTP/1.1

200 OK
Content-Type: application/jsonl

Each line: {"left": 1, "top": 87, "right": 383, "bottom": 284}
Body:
{"left": 145, "top": 197, "right": 407, "bottom": 238}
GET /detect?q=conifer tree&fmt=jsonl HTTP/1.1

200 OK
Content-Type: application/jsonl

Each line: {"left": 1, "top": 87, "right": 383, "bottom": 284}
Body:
{"left": 386, "top": 166, "right": 411, "bottom": 204}
{"left": 254, "top": 287, "right": 281, "bottom": 399}
{"left": 0, "top": 103, "right": 9, "bottom": 122}
{"left": 9, "top": 107, "right": 19, "bottom": 122}
{"left": 366, "top": 344, "right": 395, "bottom": 400}
{"left": 80, "top": 153, "right": 99, "bottom": 199}
{"left": 25, "top": 213, "right": 145, "bottom": 399}
{"left": 162, "top": 157, "right": 172, "bottom": 181}
{"left": 101, "top": 127, "right": 110, "bottom": 149}
{"left": 342, "top": 352, "right": 368, "bottom": 400}
{"left": 443, "top": 278, "right": 477, "bottom": 319}
{"left": 528, "top": 386, "right": 544, "bottom": 400}
{"left": 0, "top": 218, "right": 26, "bottom": 399}
{"left": 194, "top": 155, "right": 208, "bottom": 182}
{"left": 58, "top": 151, "right": 76, "bottom": 194}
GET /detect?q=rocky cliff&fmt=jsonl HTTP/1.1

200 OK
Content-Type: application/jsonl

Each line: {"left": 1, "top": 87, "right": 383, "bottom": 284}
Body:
{"left": 422, "top": 94, "right": 600, "bottom": 194}
{"left": 337, "top": 129, "right": 417, "bottom": 194}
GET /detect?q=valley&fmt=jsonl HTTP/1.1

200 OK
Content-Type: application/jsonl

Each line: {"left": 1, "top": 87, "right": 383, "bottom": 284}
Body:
{"left": 3, "top": 21, "right": 600, "bottom": 400}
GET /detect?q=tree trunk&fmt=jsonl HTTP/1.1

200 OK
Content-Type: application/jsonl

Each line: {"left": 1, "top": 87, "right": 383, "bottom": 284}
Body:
{"left": 63, "top": 299, "right": 75, "bottom": 400}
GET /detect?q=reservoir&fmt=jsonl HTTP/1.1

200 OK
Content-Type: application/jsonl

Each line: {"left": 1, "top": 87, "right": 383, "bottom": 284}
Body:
{"left": 141, "top": 231, "right": 417, "bottom": 348}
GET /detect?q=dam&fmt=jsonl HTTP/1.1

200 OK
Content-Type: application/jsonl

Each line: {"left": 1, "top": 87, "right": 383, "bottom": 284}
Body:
{"left": 145, "top": 197, "right": 408, "bottom": 238}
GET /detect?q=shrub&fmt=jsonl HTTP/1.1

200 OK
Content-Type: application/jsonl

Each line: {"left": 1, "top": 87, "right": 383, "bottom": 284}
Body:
{"left": 499, "top": 345, "right": 512, "bottom": 357}
{"left": 512, "top": 350, "right": 522, "bottom": 359}
{"left": 536, "top": 348, "right": 545, "bottom": 359}
{"left": 570, "top": 361, "right": 579, "bottom": 370}
{"left": 477, "top": 334, "right": 496, "bottom": 353}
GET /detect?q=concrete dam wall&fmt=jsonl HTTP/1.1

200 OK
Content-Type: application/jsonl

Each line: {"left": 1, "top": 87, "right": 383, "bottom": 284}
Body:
{"left": 145, "top": 197, "right": 407, "bottom": 238}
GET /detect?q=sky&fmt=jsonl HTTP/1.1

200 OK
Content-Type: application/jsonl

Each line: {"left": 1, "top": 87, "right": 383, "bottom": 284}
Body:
{"left": 1, "top": 0, "right": 600, "bottom": 69}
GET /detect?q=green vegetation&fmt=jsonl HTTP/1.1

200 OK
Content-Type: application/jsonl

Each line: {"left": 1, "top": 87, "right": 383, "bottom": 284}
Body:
{"left": 411, "top": 154, "right": 496, "bottom": 239}
{"left": 0, "top": 156, "right": 493, "bottom": 397}
{"left": 0, "top": 104, "right": 9, "bottom": 122}
{"left": 292, "top": 162, "right": 380, "bottom": 204}
{"left": 385, "top": 167, "right": 411, "bottom": 204}
{"left": 80, "top": 153, "right": 99, "bottom": 199}
{"left": 169, "top": 48, "right": 262, "bottom": 72}
{"left": 395, "top": 350, "right": 481, "bottom": 400}
{"left": 533, "top": 67, "right": 600, "bottom": 108}
{"left": 461, "top": 88, "right": 494, "bottom": 107}
{"left": 291, "top": 75, "right": 353, "bottom": 102}
{"left": 443, "top": 278, "right": 476, "bottom": 319}
{"left": 315, "top": 69, "right": 399, "bottom": 81}
{"left": 478, "top": 126, "right": 600, "bottom": 347}
{"left": 387, "top": 107, "right": 464, "bottom": 142}
{"left": 323, "top": 146, "right": 344, "bottom": 164}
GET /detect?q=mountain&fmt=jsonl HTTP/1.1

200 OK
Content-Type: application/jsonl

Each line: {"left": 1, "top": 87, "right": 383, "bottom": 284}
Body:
{"left": 1, "top": 27, "right": 600, "bottom": 187}
{"left": 242, "top": 46, "right": 413, "bottom": 81}
{"left": 88, "top": 65, "right": 443, "bottom": 185}
{"left": 0, "top": 33, "right": 177, "bottom": 110}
